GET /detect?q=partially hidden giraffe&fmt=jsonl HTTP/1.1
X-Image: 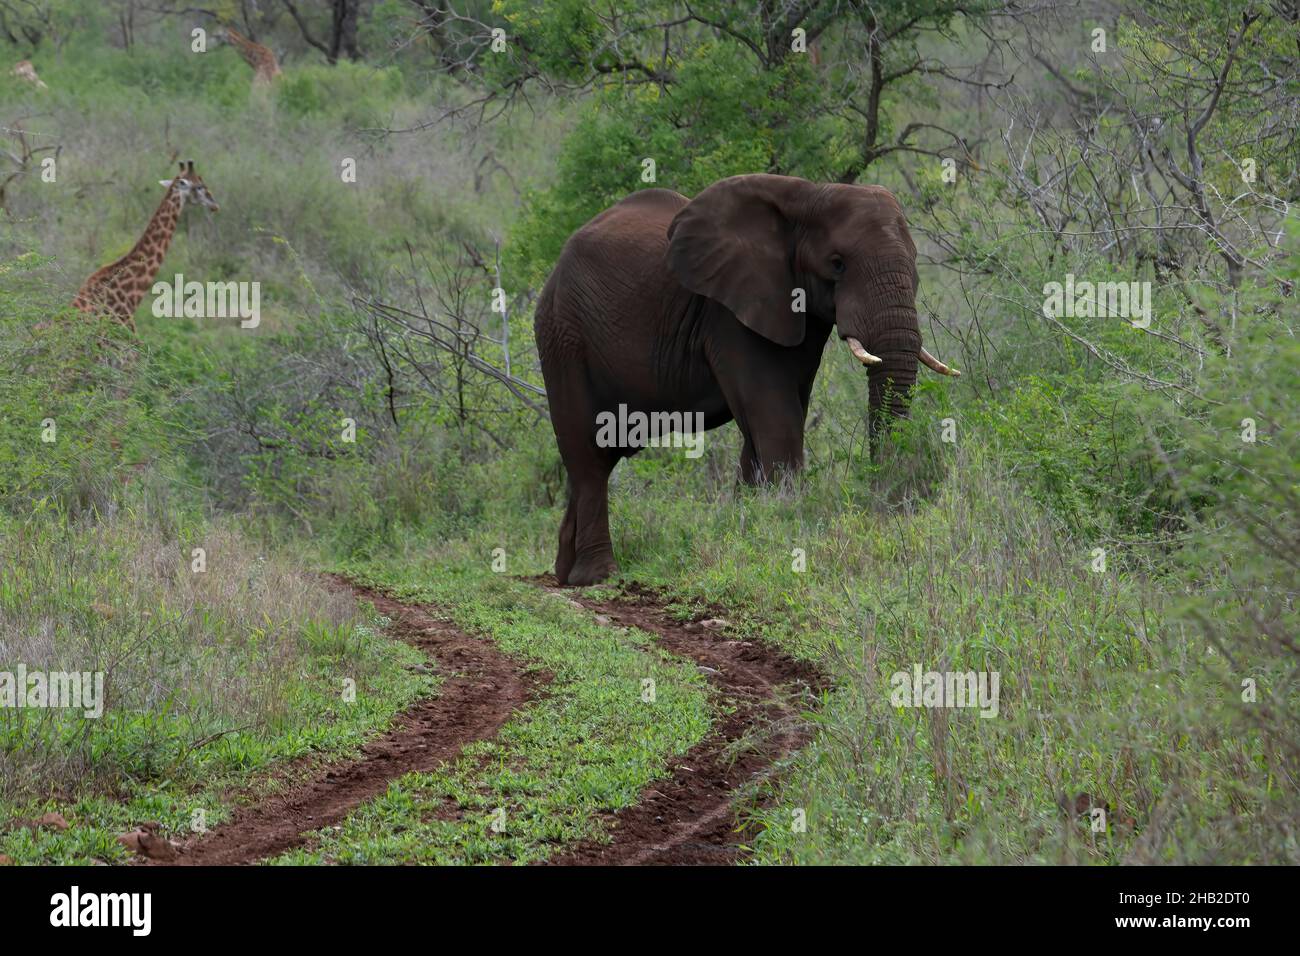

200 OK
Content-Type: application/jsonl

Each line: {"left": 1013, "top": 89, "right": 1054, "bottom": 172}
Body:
{"left": 72, "top": 160, "right": 219, "bottom": 331}
{"left": 11, "top": 59, "right": 47, "bottom": 88}
{"left": 221, "top": 27, "right": 281, "bottom": 84}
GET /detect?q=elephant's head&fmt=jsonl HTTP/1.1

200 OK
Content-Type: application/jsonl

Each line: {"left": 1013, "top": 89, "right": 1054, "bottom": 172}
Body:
{"left": 665, "top": 174, "right": 957, "bottom": 441}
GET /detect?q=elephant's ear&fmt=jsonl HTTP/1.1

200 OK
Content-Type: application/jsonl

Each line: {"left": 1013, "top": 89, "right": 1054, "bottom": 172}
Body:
{"left": 666, "top": 174, "right": 813, "bottom": 347}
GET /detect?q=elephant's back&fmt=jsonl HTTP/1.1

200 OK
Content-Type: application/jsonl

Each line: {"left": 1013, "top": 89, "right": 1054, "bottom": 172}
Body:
{"left": 567, "top": 188, "right": 688, "bottom": 264}
{"left": 548, "top": 188, "right": 689, "bottom": 314}
{"left": 540, "top": 188, "right": 699, "bottom": 398}
{"left": 597, "top": 187, "right": 690, "bottom": 223}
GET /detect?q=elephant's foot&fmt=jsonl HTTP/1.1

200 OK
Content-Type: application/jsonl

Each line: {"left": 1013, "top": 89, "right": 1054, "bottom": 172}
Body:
{"left": 555, "top": 552, "right": 575, "bottom": 585}
{"left": 562, "top": 550, "right": 619, "bottom": 587}
{"left": 555, "top": 506, "right": 578, "bottom": 583}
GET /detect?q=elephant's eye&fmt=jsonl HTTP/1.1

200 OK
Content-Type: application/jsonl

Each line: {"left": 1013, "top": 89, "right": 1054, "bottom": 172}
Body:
{"left": 830, "top": 255, "right": 846, "bottom": 276}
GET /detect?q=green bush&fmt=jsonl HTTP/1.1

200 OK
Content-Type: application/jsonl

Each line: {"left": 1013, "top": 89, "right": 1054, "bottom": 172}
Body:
{"left": 275, "top": 61, "right": 404, "bottom": 126}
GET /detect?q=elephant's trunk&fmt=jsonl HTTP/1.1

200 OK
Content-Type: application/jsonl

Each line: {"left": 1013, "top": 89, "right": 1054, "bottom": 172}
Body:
{"left": 839, "top": 256, "right": 923, "bottom": 446}
{"left": 866, "top": 340, "right": 920, "bottom": 443}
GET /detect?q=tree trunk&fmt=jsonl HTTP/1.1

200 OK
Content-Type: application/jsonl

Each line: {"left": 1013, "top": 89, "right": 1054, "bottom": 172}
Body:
{"left": 330, "top": 0, "right": 361, "bottom": 63}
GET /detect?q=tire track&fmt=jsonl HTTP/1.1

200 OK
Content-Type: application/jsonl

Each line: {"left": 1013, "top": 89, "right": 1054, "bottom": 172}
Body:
{"left": 158, "top": 581, "right": 537, "bottom": 866}
{"left": 539, "top": 578, "right": 827, "bottom": 866}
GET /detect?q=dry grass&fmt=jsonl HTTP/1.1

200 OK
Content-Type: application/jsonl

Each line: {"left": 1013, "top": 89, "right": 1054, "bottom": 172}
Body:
{"left": 0, "top": 514, "right": 361, "bottom": 800}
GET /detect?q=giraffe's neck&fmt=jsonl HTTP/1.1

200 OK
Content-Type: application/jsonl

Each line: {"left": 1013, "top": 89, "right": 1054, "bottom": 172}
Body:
{"left": 118, "top": 187, "right": 183, "bottom": 314}
{"left": 226, "top": 29, "right": 278, "bottom": 81}
{"left": 74, "top": 185, "right": 183, "bottom": 323}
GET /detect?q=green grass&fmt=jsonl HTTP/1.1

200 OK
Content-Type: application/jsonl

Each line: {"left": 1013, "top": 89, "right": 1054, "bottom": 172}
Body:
{"left": 1, "top": 7, "right": 1293, "bottom": 867}
{"left": 276, "top": 562, "right": 712, "bottom": 865}
{"left": 0, "top": 519, "right": 433, "bottom": 864}
{"left": 260, "top": 431, "right": 1293, "bottom": 865}
{"left": 3, "top": 254, "right": 1290, "bottom": 865}
{"left": 593, "top": 442, "right": 1291, "bottom": 864}
{"left": 0, "top": 282, "right": 432, "bottom": 864}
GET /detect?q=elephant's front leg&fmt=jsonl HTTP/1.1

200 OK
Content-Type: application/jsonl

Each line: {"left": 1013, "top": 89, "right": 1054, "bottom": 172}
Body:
{"left": 709, "top": 328, "right": 815, "bottom": 487}
{"left": 737, "top": 420, "right": 805, "bottom": 485}
{"left": 727, "top": 386, "right": 807, "bottom": 485}
{"left": 739, "top": 434, "right": 761, "bottom": 485}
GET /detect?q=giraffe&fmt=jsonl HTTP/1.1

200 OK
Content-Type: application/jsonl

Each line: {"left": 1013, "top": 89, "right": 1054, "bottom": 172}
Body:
{"left": 220, "top": 27, "right": 281, "bottom": 84}
{"left": 72, "top": 160, "right": 219, "bottom": 331}
{"left": 11, "top": 60, "right": 47, "bottom": 89}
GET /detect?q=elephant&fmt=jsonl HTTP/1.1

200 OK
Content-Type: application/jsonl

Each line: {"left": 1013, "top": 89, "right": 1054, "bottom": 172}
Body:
{"left": 534, "top": 173, "right": 958, "bottom": 586}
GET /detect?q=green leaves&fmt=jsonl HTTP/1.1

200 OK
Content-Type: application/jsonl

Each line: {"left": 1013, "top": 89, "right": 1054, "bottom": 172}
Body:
{"left": 497, "top": 0, "right": 979, "bottom": 277}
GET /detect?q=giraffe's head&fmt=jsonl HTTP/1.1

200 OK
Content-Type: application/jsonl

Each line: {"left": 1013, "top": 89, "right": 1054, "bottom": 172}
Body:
{"left": 160, "top": 160, "right": 219, "bottom": 212}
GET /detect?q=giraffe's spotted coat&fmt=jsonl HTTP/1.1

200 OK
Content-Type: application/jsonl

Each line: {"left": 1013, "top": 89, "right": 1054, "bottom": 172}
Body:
{"left": 71, "top": 164, "right": 218, "bottom": 331}
{"left": 222, "top": 27, "right": 281, "bottom": 84}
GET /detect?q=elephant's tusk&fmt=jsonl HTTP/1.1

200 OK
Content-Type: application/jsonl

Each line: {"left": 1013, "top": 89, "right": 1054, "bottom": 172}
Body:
{"left": 844, "top": 337, "right": 883, "bottom": 365}
{"left": 919, "top": 346, "right": 960, "bottom": 377}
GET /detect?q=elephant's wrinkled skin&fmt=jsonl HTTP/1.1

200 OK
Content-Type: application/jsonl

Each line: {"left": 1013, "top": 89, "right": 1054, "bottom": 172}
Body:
{"left": 535, "top": 174, "right": 956, "bottom": 586}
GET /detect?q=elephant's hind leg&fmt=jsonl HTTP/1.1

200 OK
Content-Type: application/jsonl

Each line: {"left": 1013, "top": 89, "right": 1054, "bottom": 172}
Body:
{"left": 564, "top": 453, "right": 618, "bottom": 586}
{"left": 543, "top": 364, "right": 621, "bottom": 586}
{"left": 555, "top": 483, "right": 578, "bottom": 584}
{"left": 553, "top": 443, "right": 618, "bottom": 586}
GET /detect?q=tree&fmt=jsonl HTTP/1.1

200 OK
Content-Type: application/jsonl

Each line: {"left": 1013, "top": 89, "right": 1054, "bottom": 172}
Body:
{"left": 281, "top": 0, "right": 363, "bottom": 62}
{"left": 408, "top": 0, "right": 1025, "bottom": 280}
